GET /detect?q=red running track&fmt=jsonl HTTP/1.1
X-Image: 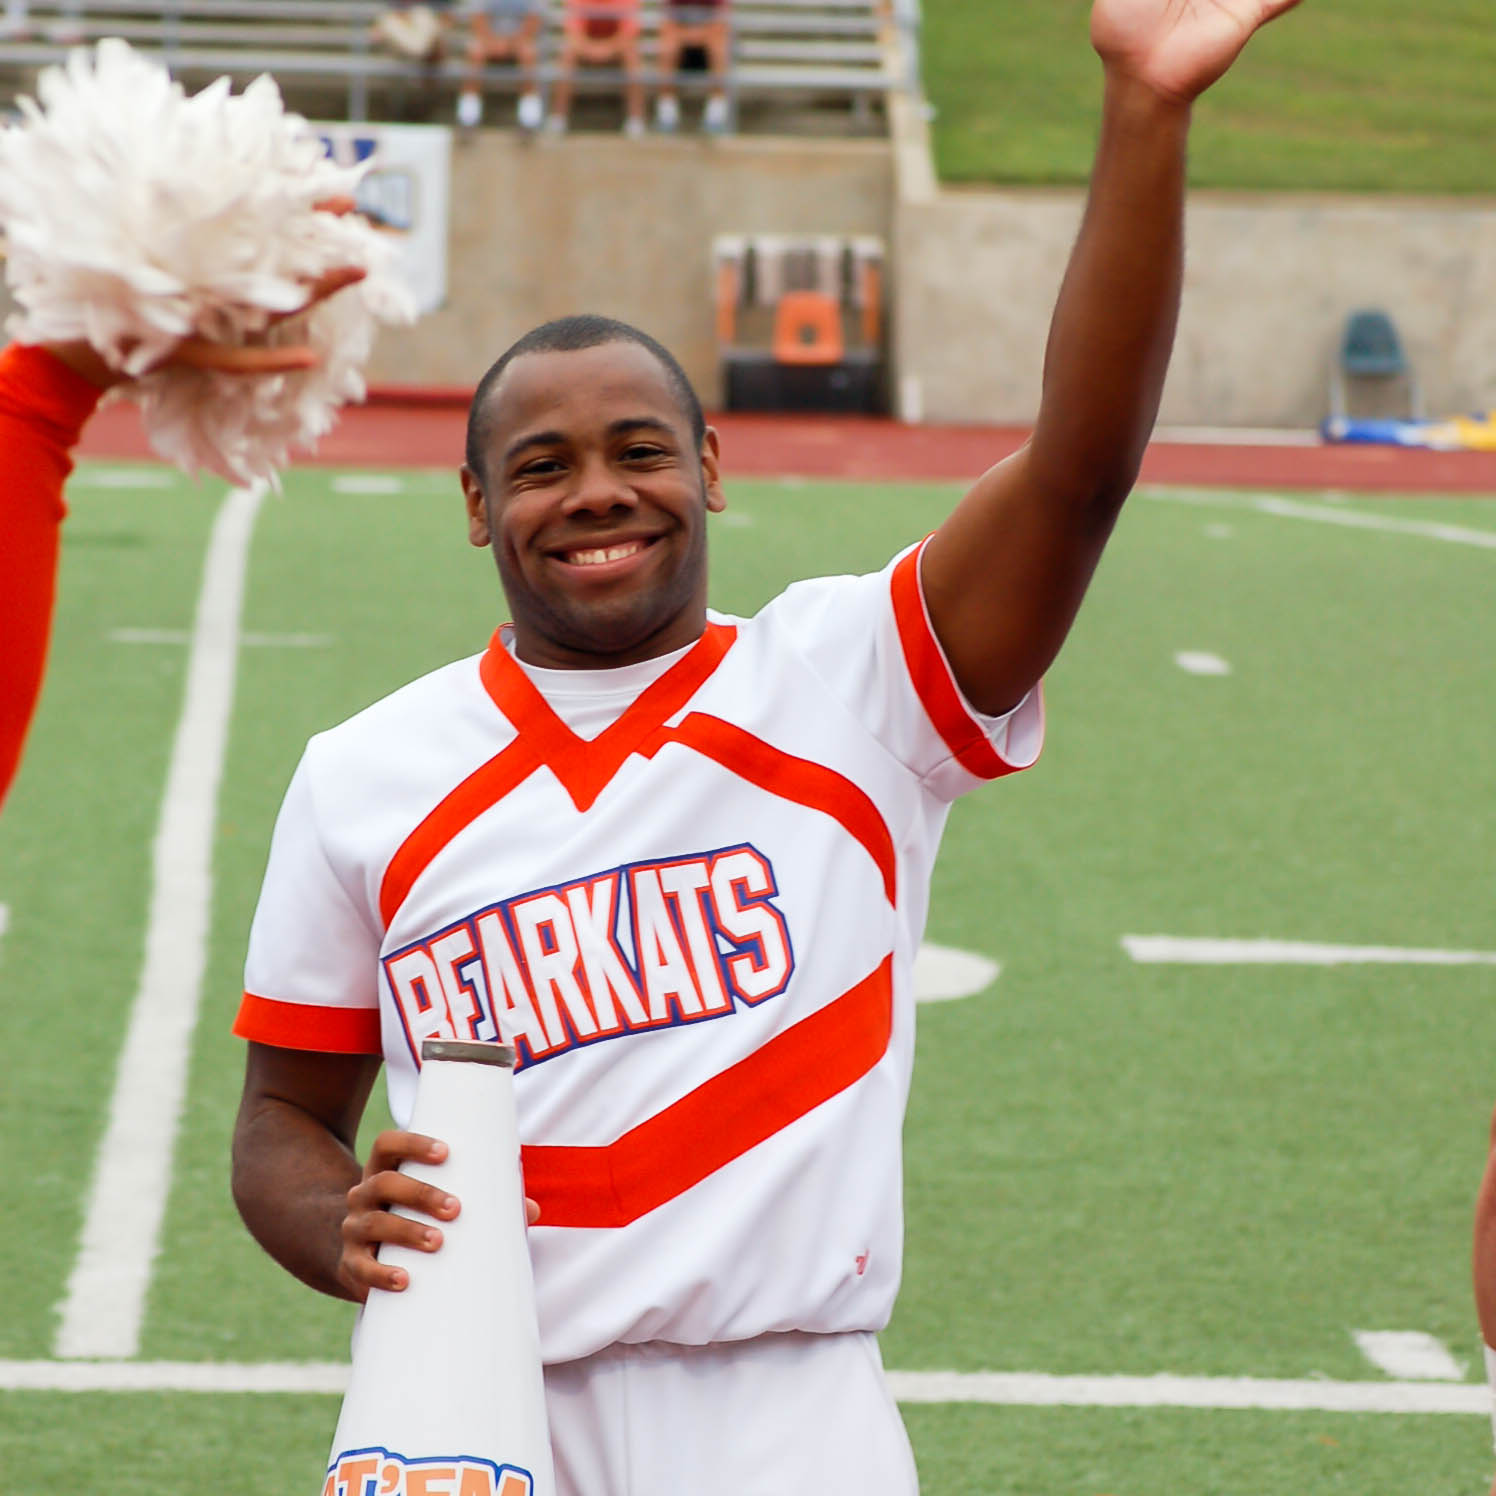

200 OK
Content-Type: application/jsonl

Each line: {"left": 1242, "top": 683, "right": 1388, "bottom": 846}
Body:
{"left": 76, "top": 397, "right": 1496, "bottom": 494}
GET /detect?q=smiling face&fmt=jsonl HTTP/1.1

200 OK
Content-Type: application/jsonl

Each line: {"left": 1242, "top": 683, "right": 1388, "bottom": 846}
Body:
{"left": 461, "top": 340, "right": 726, "bottom": 669}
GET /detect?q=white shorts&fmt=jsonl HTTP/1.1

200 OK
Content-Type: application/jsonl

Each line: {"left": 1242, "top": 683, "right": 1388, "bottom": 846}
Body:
{"left": 543, "top": 1330, "right": 919, "bottom": 1495}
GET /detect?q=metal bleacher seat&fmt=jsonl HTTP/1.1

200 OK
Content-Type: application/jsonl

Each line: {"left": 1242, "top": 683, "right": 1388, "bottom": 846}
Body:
{"left": 0, "top": 0, "right": 911, "bottom": 127}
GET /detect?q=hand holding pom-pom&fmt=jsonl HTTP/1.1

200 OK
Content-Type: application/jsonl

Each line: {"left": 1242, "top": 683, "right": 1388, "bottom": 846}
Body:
{"left": 0, "top": 42, "right": 417, "bottom": 484}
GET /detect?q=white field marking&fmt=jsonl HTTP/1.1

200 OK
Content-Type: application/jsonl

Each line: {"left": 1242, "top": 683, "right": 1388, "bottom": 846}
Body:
{"left": 1123, "top": 935, "right": 1496, "bottom": 967}
{"left": 1142, "top": 488, "right": 1496, "bottom": 551}
{"left": 1204, "top": 522, "right": 1234, "bottom": 540}
{"left": 108, "top": 628, "right": 192, "bottom": 645}
{"left": 717, "top": 511, "right": 755, "bottom": 528}
{"left": 1353, "top": 1332, "right": 1465, "bottom": 1382}
{"left": 54, "top": 483, "right": 267, "bottom": 1362}
{"left": 109, "top": 628, "right": 330, "bottom": 648}
{"left": 72, "top": 467, "right": 178, "bottom": 489}
{"left": 0, "top": 1360, "right": 350, "bottom": 1394}
{"left": 885, "top": 1370, "right": 1488, "bottom": 1415}
{"left": 0, "top": 1360, "right": 1487, "bottom": 1414}
{"left": 0, "top": 903, "right": 8, "bottom": 949}
{"left": 241, "top": 632, "right": 332, "bottom": 648}
{"left": 913, "top": 942, "right": 999, "bottom": 1003}
{"left": 1152, "top": 426, "right": 1321, "bottom": 448}
{"left": 1174, "top": 651, "right": 1232, "bottom": 676}
{"left": 331, "top": 473, "right": 406, "bottom": 494}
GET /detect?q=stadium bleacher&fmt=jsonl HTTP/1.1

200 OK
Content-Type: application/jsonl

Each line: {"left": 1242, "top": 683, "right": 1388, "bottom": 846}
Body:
{"left": 0, "top": 0, "right": 918, "bottom": 131}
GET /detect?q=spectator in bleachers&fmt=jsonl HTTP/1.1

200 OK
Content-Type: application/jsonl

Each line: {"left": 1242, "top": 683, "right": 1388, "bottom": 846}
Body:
{"left": 654, "top": 0, "right": 730, "bottom": 135}
{"left": 548, "top": 0, "right": 646, "bottom": 137}
{"left": 370, "top": 1, "right": 449, "bottom": 63}
{"left": 0, "top": 0, "right": 84, "bottom": 43}
{"left": 456, "top": 0, "right": 544, "bottom": 132}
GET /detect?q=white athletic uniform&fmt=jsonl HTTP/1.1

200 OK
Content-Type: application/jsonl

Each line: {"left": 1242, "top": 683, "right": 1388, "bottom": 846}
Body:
{"left": 237, "top": 537, "right": 1043, "bottom": 1494}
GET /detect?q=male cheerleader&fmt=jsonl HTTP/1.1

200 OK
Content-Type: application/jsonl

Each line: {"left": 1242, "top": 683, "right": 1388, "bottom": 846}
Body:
{"left": 231, "top": 2, "right": 1302, "bottom": 1490}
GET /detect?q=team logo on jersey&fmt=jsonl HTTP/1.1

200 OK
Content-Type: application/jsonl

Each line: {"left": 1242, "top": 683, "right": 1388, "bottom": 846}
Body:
{"left": 323, "top": 1448, "right": 532, "bottom": 1496}
{"left": 384, "top": 842, "right": 795, "bottom": 1067}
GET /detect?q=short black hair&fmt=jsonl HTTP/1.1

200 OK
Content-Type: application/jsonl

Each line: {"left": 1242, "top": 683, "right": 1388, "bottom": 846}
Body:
{"left": 464, "top": 314, "right": 706, "bottom": 481}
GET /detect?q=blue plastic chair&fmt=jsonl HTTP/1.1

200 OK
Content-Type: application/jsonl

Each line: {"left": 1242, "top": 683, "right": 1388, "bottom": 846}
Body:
{"left": 1329, "top": 308, "right": 1423, "bottom": 421}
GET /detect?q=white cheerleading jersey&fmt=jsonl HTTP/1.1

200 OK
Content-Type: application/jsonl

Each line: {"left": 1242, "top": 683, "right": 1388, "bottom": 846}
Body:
{"left": 236, "top": 538, "right": 1043, "bottom": 1366}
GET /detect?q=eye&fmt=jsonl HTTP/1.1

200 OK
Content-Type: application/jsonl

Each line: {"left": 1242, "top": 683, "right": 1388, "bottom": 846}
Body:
{"left": 516, "top": 456, "right": 564, "bottom": 478}
{"left": 622, "top": 442, "right": 666, "bottom": 461}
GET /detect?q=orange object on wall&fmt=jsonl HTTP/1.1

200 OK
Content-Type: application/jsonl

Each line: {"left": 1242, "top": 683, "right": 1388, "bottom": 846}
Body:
{"left": 772, "top": 290, "right": 845, "bottom": 366}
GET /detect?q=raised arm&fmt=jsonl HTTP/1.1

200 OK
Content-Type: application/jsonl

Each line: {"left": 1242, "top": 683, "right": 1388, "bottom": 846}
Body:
{"left": 0, "top": 247, "right": 363, "bottom": 811}
{"left": 0, "top": 344, "right": 105, "bottom": 809}
{"left": 922, "top": 0, "right": 1301, "bottom": 716}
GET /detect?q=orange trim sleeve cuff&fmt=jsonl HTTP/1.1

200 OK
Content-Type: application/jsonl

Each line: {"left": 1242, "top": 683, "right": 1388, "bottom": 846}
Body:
{"left": 234, "top": 992, "right": 383, "bottom": 1055}
{"left": 0, "top": 343, "right": 107, "bottom": 454}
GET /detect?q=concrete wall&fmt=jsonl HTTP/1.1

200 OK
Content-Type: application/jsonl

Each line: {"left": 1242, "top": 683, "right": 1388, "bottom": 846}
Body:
{"left": 9, "top": 109, "right": 1495, "bottom": 431}
{"left": 897, "top": 181, "right": 1496, "bottom": 429}
{"left": 367, "top": 130, "right": 894, "bottom": 405}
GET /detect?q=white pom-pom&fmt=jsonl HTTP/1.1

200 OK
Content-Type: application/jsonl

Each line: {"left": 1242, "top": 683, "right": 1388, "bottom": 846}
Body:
{"left": 0, "top": 41, "right": 417, "bottom": 483}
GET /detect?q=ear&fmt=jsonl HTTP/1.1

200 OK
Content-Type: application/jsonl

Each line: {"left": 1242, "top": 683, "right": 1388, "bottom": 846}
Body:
{"left": 700, "top": 426, "right": 726, "bottom": 514}
{"left": 461, "top": 465, "right": 491, "bottom": 547}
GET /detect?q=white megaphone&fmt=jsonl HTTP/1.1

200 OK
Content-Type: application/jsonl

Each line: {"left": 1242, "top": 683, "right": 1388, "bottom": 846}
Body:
{"left": 321, "top": 1039, "right": 555, "bottom": 1496}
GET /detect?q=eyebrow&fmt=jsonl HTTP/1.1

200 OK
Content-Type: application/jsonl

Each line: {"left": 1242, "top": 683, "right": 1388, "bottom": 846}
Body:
{"left": 501, "top": 416, "right": 677, "bottom": 468}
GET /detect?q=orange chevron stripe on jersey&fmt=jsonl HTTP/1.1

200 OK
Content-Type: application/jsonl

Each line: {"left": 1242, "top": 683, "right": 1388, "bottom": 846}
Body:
{"left": 521, "top": 954, "right": 894, "bottom": 1228}
{"left": 663, "top": 713, "right": 897, "bottom": 905}
{"left": 889, "top": 539, "right": 1025, "bottom": 781}
{"left": 378, "top": 626, "right": 899, "bottom": 934}
{"left": 479, "top": 620, "right": 737, "bottom": 813}
{"left": 378, "top": 623, "right": 735, "bottom": 927}
{"left": 379, "top": 736, "right": 542, "bottom": 928}
{"left": 235, "top": 992, "right": 383, "bottom": 1053}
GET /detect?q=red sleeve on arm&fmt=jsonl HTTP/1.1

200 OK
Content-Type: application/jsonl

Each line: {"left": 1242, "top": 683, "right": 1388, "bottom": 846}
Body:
{"left": 0, "top": 343, "right": 106, "bottom": 809}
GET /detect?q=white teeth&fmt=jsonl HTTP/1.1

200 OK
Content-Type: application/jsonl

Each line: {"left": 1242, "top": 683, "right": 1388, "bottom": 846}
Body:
{"left": 567, "top": 541, "right": 645, "bottom": 566}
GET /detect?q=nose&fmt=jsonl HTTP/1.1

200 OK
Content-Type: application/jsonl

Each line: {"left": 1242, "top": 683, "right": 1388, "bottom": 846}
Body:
{"left": 562, "top": 454, "right": 638, "bottom": 518}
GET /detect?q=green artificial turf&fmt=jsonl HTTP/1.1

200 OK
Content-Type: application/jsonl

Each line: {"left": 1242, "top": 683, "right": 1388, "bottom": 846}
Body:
{"left": 923, "top": 0, "right": 1496, "bottom": 193}
{"left": 5, "top": 465, "right": 1495, "bottom": 1493}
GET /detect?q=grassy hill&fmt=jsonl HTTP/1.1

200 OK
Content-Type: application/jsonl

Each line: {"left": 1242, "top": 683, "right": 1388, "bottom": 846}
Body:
{"left": 923, "top": 0, "right": 1496, "bottom": 193}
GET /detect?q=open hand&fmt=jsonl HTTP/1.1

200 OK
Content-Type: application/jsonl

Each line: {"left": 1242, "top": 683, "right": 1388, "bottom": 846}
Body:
{"left": 1091, "top": 0, "right": 1303, "bottom": 104}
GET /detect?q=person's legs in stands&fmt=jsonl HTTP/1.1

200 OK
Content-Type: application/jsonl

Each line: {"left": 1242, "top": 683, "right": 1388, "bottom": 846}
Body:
{"left": 460, "top": 4, "right": 544, "bottom": 130}
{"left": 513, "top": 9, "right": 544, "bottom": 126}
{"left": 700, "top": 10, "right": 731, "bottom": 133}
{"left": 50, "top": 0, "right": 84, "bottom": 43}
{"left": 1, "top": 0, "right": 29, "bottom": 40}
{"left": 617, "top": 24, "right": 645, "bottom": 136}
{"left": 549, "top": 13, "right": 585, "bottom": 131}
{"left": 654, "top": 14, "right": 684, "bottom": 132}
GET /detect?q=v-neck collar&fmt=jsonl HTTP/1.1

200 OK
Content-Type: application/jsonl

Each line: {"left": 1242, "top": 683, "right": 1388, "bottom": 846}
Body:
{"left": 478, "top": 622, "right": 737, "bottom": 811}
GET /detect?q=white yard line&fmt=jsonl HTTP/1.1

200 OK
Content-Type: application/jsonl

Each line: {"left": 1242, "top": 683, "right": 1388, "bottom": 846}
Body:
{"left": 0, "top": 1360, "right": 1485, "bottom": 1414}
{"left": 110, "top": 628, "right": 330, "bottom": 648}
{"left": 54, "top": 483, "right": 267, "bottom": 1361}
{"left": 108, "top": 628, "right": 194, "bottom": 645}
{"left": 1143, "top": 488, "right": 1496, "bottom": 550}
{"left": 886, "top": 1370, "right": 1488, "bottom": 1415}
{"left": 1123, "top": 936, "right": 1496, "bottom": 967}
{"left": 72, "top": 468, "right": 178, "bottom": 489}
{"left": 331, "top": 474, "right": 405, "bottom": 494}
{"left": 1353, "top": 1331, "right": 1465, "bottom": 1382}
{"left": 1174, "top": 651, "right": 1231, "bottom": 676}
